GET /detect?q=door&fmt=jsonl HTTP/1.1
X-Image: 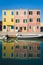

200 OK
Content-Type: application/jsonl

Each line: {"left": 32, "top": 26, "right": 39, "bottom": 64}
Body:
{"left": 7, "top": 26, "right": 10, "bottom": 32}
{"left": 40, "top": 27, "right": 43, "bottom": 32}
{"left": 20, "top": 27, "right": 22, "bottom": 32}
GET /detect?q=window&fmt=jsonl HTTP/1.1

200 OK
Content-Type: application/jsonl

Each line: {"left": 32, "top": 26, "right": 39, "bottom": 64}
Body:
{"left": 24, "top": 27, "right": 26, "bottom": 30}
{"left": 16, "top": 19, "right": 20, "bottom": 23}
{"left": 11, "top": 26, "right": 14, "bottom": 29}
{"left": 3, "top": 53, "right": 6, "bottom": 57}
{"left": 29, "top": 46, "right": 32, "bottom": 50}
{"left": 29, "top": 26, "right": 31, "bottom": 29}
{"left": 37, "top": 18, "right": 40, "bottom": 22}
{"left": 24, "top": 11, "right": 26, "bottom": 15}
{"left": 15, "top": 45, "right": 19, "bottom": 49}
{"left": 29, "top": 53, "right": 33, "bottom": 57}
{"left": 37, "top": 26, "right": 39, "bottom": 29}
{"left": 11, "top": 53, "right": 14, "bottom": 57}
{"left": 4, "top": 46, "right": 6, "bottom": 50}
{"left": 37, "top": 54, "right": 40, "bottom": 57}
{"left": 11, "top": 46, "right": 13, "bottom": 50}
{"left": 37, "top": 46, "right": 40, "bottom": 50}
{"left": 23, "top": 46, "right": 27, "bottom": 49}
{"left": 23, "top": 19, "right": 27, "bottom": 23}
{"left": 3, "top": 25, "right": 6, "bottom": 29}
{"left": 11, "top": 11, "right": 14, "bottom": 15}
{"left": 16, "top": 53, "right": 18, "bottom": 57}
{"left": 11, "top": 18, "right": 13, "bottom": 22}
{"left": 24, "top": 53, "right": 26, "bottom": 57}
{"left": 29, "top": 18, "right": 33, "bottom": 22}
{"left": 4, "top": 11, "right": 6, "bottom": 15}
{"left": 29, "top": 11, "right": 32, "bottom": 15}
{"left": 4, "top": 18, "right": 6, "bottom": 22}
{"left": 16, "top": 27, "right": 18, "bottom": 30}
{"left": 37, "top": 11, "right": 40, "bottom": 15}
{"left": 16, "top": 11, "right": 18, "bottom": 15}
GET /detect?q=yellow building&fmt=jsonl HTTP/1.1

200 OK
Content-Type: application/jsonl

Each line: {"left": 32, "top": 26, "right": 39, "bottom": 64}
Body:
{"left": 2, "top": 42, "right": 14, "bottom": 58}
{"left": 2, "top": 10, "right": 14, "bottom": 32}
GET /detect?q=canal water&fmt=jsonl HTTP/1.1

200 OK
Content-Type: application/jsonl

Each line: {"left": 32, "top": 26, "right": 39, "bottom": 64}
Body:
{"left": 0, "top": 39, "right": 43, "bottom": 65}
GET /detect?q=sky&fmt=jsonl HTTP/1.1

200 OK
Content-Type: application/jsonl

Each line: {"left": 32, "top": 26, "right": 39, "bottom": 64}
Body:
{"left": 0, "top": 0, "right": 43, "bottom": 22}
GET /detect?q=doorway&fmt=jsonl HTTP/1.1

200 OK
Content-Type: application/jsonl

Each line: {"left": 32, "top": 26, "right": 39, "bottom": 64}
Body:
{"left": 7, "top": 26, "right": 10, "bottom": 32}
{"left": 40, "top": 27, "right": 43, "bottom": 32}
{"left": 20, "top": 27, "right": 22, "bottom": 32}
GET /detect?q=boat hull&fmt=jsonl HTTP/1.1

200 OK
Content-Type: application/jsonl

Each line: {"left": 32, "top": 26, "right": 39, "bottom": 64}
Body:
{"left": 17, "top": 35, "right": 43, "bottom": 40}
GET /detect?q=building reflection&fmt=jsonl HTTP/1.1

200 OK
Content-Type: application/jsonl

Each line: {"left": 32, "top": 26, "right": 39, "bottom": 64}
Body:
{"left": 2, "top": 40, "right": 41, "bottom": 59}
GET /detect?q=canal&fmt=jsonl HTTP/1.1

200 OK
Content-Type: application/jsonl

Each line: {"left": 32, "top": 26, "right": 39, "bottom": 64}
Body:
{"left": 0, "top": 39, "right": 43, "bottom": 65}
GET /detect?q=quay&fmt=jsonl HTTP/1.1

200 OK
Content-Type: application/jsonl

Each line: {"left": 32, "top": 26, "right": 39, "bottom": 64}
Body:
{"left": 0, "top": 32, "right": 43, "bottom": 37}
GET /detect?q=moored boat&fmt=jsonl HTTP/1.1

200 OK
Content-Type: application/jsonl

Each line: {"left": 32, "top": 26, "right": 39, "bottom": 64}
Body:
{"left": 17, "top": 34, "right": 43, "bottom": 39}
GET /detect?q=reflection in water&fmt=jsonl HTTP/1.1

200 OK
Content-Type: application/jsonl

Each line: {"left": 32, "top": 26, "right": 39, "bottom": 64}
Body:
{"left": 0, "top": 40, "right": 41, "bottom": 59}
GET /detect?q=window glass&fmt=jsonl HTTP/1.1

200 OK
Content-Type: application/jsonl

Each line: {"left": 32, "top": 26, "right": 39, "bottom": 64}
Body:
{"left": 15, "top": 45, "right": 19, "bottom": 49}
{"left": 24, "top": 27, "right": 26, "bottom": 30}
{"left": 29, "top": 11, "right": 32, "bottom": 15}
{"left": 4, "top": 18, "right": 6, "bottom": 22}
{"left": 11, "top": 26, "right": 14, "bottom": 29}
{"left": 4, "top": 11, "right": 6, "bottom": 15}
{"left": 24, "top": 11, "right": 26, "bottom": 15}
{"left": 16, "top": 11, "right": 18, "bottom": 15}
{"left": 3, "top": 25, "right": 6, "bottom": 29}
{"left": 16, "top": 27, "right": 18, "bottom": 30}
{"left": 37, "top": 11, "right": 40, "bottom": 15}
{"left": 23, "top": 46, "right": 27, "bottom": 49}
{"left": 11, "top": 11, "right": 14, "bottom": 15}
{"left": 24, "top": 53, "right": 26, "bottom": 57}
{"left": 29, "top": 18, "right": 33, "bottom": 22}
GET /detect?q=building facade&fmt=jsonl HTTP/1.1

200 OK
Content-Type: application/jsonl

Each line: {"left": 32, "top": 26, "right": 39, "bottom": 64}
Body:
{"left": 15, "top": 9, "right": 40, "bottom": 32}
{"left": 2, "top": 10, "right": 14, "bottom": 32}
{"left": 2, "top": 9, "right": 40, "bottom": 32}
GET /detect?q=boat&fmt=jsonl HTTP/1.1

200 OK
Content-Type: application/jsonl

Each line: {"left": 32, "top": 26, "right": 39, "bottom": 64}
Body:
{"left": 0, "top": 35, "right": 8, "bottom": 40}
{"left": 17, "top": 34, "right": 43, "bottom": 39}
{"left": 0, "top": 35, "right": 6, "bottom": 40}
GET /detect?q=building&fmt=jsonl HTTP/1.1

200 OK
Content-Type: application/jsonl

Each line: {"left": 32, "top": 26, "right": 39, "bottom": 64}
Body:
{"left": 2, "top": 10, "right": 14, "bottom": 32}
{"left": 14, "top": 9, "right": 40, "bottom": 32}
{"left": 14, "top": 9, "right": 28, "bottom": 32}
{"left": 0, "top": 21, "right": 2, "bottom": 31}
{"left": 2, "top": 9, "right": 40, "bottom": 32}
{"left": 27, "top": 10, "right": 40, "bottom": 32}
